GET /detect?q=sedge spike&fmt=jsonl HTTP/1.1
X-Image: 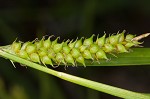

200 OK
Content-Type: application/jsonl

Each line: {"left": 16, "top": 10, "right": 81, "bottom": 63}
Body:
{"left": 3, "top": 31, "right": 149, "bottom": 68}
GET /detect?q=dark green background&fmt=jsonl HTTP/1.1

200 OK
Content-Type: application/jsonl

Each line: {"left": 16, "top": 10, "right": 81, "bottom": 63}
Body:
{"left": 0, "top": 0, "right": 150, "bottom": 99}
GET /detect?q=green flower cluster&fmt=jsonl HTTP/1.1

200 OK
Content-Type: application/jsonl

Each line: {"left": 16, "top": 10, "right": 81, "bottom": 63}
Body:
{"left": 10, "top": 30, "right": 141, "bottom": 67}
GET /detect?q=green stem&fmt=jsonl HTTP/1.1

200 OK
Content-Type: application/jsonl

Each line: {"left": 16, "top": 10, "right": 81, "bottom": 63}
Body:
{"left": 0, "top": 49, "right": 149, "bottom": 99}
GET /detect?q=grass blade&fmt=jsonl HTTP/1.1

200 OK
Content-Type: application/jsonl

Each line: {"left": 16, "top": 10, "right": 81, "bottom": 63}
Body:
{"left": 0, "top": 48, "right": 149, "bottom": 98}
{"left": 84, "top": 48, "right": 150, "bottom": 66}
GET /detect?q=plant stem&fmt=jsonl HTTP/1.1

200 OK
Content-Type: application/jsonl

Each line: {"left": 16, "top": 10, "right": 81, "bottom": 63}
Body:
{"left": 0, "top": 49, "right": 149, "bottom": 99}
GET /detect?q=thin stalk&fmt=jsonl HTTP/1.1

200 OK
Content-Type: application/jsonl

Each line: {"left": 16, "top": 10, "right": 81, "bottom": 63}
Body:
{"left": 0, "top": 49, "right": 149, "bottom": 99}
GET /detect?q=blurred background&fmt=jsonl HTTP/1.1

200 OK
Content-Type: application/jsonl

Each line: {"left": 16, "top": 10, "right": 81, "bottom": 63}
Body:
{"left": 0, "top": 0, "right": 150, "bottom": 99}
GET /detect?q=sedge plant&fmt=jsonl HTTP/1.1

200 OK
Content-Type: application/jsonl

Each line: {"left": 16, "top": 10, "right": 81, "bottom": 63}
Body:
{"left": 0, "top": 30, "right": 150, "bottom": 99}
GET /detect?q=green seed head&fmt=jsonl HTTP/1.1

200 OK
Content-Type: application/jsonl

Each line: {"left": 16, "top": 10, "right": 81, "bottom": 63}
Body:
{"left": 82, "top": 50, "right": 93, "bottom": 60}
{"left": 74, "top": 37, "right": 83, "bottom": 48}
{"left": 103, "top": 44, "right": 115, "bottom": 52}
{"left": 63, "top": 39, "right": 69, "bottom": 47}
{"left": 125, "top": 34, "right": 135, "bottom": 41}
{"left": 34, "top": 38, "right": 44, "bottom": 49}
{"left": 18, "top": 50, "right": 29, "bottom": 59}
{"left": 65, "top": 54, "right": 75, "bottom": 66}
{"left": 47, "top": 49, "right": 55, "bottom": 59}
{"left": 116, "top": 44, "right": 128, "bottom": 53}
{"left": 109, "top": 34, "right": 119, "bottom": 45}
{"left": 79, "top": 45, "right": 87, "bottom": 52}
{"left": 29, "top": 53, "right": 40, "bottom": 63}
{"left": 71, "top": 48, "right": 81, "bottom": 58}
{"left": 62, "top": 46, "right": 71, "bottom": 54}
{"left": 76, "top": 56, "right": 85, "bottom": 66}
{"left": 38, "top": 48, "right": 47, "bottom": 57}
{"left": 21, "top": 41, "right": 31, "bottom": 50}
{"left": 83, "top": 34, "right": 95, "bottom": 46}
{"left": 43, "top": 36, "right": 52, "bottom": 49}
{"left": 68, "top": 40, "right": 76, "bottom": 49}
{"left": 12, "top": 42, "right": 21, "bottom": 54}
{"left": 26, "top": 44, "right": 37, "bottom": 54}
{"left": 96, "top": 34, "right": 106, "bottom": 47}
{"left": 132, "top": 40, "right": 142, "bottom": 46}
{"left": 125, "top": 42, "right": 135, "bottom": 48}
{"left": 53, "top": 42, "right": 64, "bottom": 53}
{"left": 89, "top": 44, "right": 99, "bottom": 54}
{"left": 56, "top": 53, "right": 66, "bottom": 65}
{"left": 118, "top": 30, "right": 125, "bottom": 43}
{"left": 51, "top": 37, "right": 60, "bottom": 47}
{"left": 8, "top": 30, "right": 145, "bottom": 68}
{"left": 96, "top": 49, "right": 107, "bottom": 60}
{"left": 105, "top": 38, "right": 109, "bottom": 43}
{"left": 41, "top": 55, "right": 53, "bottom": 66}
